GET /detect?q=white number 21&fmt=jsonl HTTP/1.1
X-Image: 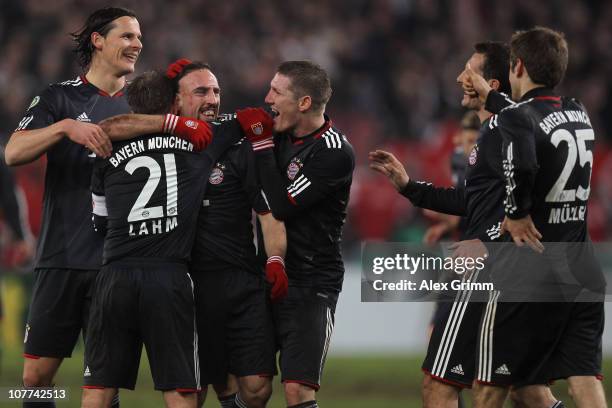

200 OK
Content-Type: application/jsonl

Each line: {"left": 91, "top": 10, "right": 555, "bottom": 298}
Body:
{"left": 124, "top": 154, "right": 178, "bottom": 222}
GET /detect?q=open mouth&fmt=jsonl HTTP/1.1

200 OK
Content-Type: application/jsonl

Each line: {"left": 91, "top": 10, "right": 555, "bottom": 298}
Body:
{"left": 270, "top": 107, "right": 279, "bottom": 118}
{"left": 199, "top": 107, "right": 217, "bottom": 121}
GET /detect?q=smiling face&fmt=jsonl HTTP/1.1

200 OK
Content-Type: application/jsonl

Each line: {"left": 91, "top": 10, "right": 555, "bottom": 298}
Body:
{"left": 176, "top": 69, "right": 220, "bottom": 121}
{"left": 93, "top": 16, "right": 142, "bottom": 76}
{"left": 456, "top": 52, "right": 485, "bottom": 110}
{"left": 264, "top": 73, "right": 301, "bottom": 133}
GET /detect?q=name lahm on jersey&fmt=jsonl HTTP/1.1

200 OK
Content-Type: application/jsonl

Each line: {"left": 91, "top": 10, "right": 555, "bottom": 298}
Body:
{"left": 129, "top": 216, "right": 178, "bottom": 236}
{"left": 109, "top": 136, "right": 194, "bottom": 168}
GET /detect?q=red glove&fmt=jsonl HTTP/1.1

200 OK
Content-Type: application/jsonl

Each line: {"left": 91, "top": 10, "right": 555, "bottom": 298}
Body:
{"left": 235, "top": 108, "right": 274, "bottom": 151}
{"left": 266, "top": 256, "right": 288, "bottom": 302}
{"left": 166, "top": 58, "right": 192, "bottom": 79}
{"left": 163, "top": 114, "right": 212, "bottom": 151}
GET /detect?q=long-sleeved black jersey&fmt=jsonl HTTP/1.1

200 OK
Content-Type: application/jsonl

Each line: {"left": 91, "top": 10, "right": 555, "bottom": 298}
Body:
{"left": 254, "top": 118, "right": 355, "bottom": 292}
{"left": 92, "top": 119, "right": 244, "bottom": 265}
{"left": 191, "top": 136, "right": 270, "bottom": 275}
{"left": 401, "top": 101, "right": 511, "bottom": 242}
{"left": 498, "top": 87, "right": 595, "bottom": 242}
{"left": 14, "top": 76, "right": 130, "bottom": 270}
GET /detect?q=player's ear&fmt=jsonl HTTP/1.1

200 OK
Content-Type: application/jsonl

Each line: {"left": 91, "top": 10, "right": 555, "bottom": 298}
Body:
{"left": 91, "top": 31, "right": 104, "bottom": 51}
{"left": 488, "top": 78, "right": 501, "bottom": 91}
{"left": 298, "top": 95, "right": 312, "bottom": 113}
{"left": 515, "top": 58, "right": 525, "bottom": 78}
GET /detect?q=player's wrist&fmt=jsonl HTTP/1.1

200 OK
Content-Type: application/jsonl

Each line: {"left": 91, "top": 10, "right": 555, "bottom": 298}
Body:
{"left": 267, "top": 255, "right": 285, "bottom": 266}
{"left": 57, "top": 118, "right": 75, "bottom": 137}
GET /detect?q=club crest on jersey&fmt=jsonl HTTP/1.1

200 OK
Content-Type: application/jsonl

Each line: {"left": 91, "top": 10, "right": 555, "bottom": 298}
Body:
{"left": 209, "top": 163, "right": 225, "bottom": 185}
{"left": 185, "top": 120, "right": 198, "bottom": 129}
{"left": 287, "top": 158, "right": 303, "bottom": 180}
{"left": 251, "top": 122, "right": 263, "bottom": 135}
{"left": 468, "top": 145, "right": 478, "bottom": 166}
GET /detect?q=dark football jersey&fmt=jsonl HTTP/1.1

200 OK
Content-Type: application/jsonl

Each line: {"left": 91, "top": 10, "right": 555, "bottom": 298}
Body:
{"left": 499, "top": 87, "right": 595, "bottom": 242}
{"left": 191, "top": 136, "right": 270, "bottom": 275}
{"left": 254, "top": 118, "right": 355, "bottom": 292}
{"left": 91, "top": 134, "right": 209, "bottom": 264}
{"left": 401, "top": 106, "right": 511, "bottom": 242}
{"left": 14, "top": 76, "right": 130, "bottom": 269}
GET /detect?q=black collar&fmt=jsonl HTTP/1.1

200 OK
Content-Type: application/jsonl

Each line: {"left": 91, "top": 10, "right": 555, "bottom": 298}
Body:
{"left": 520, "top": 87, "right": 556, "bottom": 102}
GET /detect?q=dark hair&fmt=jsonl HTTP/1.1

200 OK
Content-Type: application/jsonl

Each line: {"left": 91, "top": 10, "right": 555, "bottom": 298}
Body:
{"left": 172, "top": 61, "right": 213, "bottom": 94}
{"left": 461, "top": 110, "right": 481, "bottom": 130}
{"left": 127, "top": 70, "right": 174, "bottom": 114}
{"left": 71, "top": 7, "right": 137, "bottom": 69}
{"left": 510, "top": 26, "right": 568, "bottom": 89}
{"left": 277, "top": 61, "right": 332, "bottom": 112}
{"left": 474, "top": 41, "right": 511, "bottom": 95}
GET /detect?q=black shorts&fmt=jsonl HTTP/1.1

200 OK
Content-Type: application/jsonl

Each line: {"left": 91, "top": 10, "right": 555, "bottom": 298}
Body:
{"left": 25, "top": 268, "right": 97, "bottom": 358}
{"left": 476, "top": 296, "right": 604, "bottom": 387}
{"left": 273, "top": 286, "right": 338, "bottom": 390}
{"left": 423, "top": 300, "right": 483, "bottom": 388}
{"left": 191, "top": 268, "right": 276, "bottom": 385}
{"left": 84, "top": 261, "right": 199, "bottom": 391}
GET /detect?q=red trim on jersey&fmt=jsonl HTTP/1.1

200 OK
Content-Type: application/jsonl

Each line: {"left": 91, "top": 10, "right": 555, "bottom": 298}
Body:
{"left": 534, "top": 96, "right": 561, "bottom": 101}
{"left": 293, "top": 139, "right": 304, "bottom": 145}
{"left": 282, "top": 379, "right": 320, "bottom": 391}
{"left": 176, "top": 388, "right": 198, "bottom": 393}
{"left": 257, "top": 373, "right": 274, "bottom": 378}
{"left": 256, "top": 210, "right": 271, "bottom": 216}
{"left": 287, "top": 192, "right": 297, "bottom": 205}
{"left": 23, "top": 353, "right": 41, "bottom": 359}
{"left": 597, "top": 374, "right": 604, "bottom": 381}
{"left": 313, "top": 119, "right": 332, "bottom": 139}
{"left": 82, "top": 385, "right": 105, "bottom": 389}
{"left": 422, "top": 368, "right": 471, "bottom": 389}
{"left": 81, "top": 75, "right": 125, "bottom": 98}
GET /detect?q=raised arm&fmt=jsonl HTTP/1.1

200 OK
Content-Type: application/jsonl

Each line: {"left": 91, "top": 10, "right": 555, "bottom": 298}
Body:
{"left": 6, "top": 88, "right": 111, "bottom": 166}
{"left": 98, "top": 114, "right": 165, "bottom": 141}
{"left": 99, "top": 113, "right": 215, "bottom": 151}
{"left": 369, "top": 150, "right": 466, "bottom": 215}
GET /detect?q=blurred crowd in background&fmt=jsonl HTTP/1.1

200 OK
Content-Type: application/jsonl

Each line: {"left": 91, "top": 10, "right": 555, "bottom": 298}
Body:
{"left": 1, "top": 0, "right": 612, "bottom": 266}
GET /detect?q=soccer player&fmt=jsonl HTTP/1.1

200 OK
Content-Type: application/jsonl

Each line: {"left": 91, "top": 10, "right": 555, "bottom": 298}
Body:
{"left": 465, "top": 27, "right": 606, "bottom": 408}
{"left": 82, "top": 69, "right": 231, "bottom": 408}
{"left": 97, "top": 60, "right": 287, "bottom": 408}
{"left": 369, "top": 42, "right": 564, "bottom": 408}
{"left": 4, "top": 8, "right": 141, "bottom": 407}
{"left": 239, "top": 61, "right": 355, "bottom": 408}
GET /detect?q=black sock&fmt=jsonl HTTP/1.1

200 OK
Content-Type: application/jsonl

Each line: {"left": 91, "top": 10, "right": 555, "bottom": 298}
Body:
{"left": 23, "top": 403, "right": 56, "bottom": 408}
{"left": 288, "top": 401, "right": 318, "bottom": 408}
{"left": 110, "top": 393, "right": 120, "bottom": 408}
{"left": 218, "top": 393, "right": 236, "bottom": 408}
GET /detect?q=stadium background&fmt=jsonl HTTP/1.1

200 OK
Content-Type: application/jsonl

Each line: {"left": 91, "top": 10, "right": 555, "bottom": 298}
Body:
{"left": 1, "top": 0, "right": 612, "bottom": 406}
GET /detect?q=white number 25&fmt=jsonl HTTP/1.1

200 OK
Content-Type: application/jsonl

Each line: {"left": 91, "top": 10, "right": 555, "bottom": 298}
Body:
{"left": 545, "top": 128, "right": 594, "bottom": 202}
